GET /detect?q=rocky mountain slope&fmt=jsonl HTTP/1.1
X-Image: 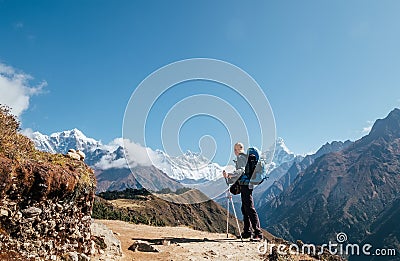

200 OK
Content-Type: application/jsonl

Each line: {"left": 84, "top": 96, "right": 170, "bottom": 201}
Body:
{"left": 216, "top": 140, "right": 350, "bottom": 220}
{"left": 215, "top": 155, "right": 303, "bottom": 221}
{"left": 257, "top": 140, "right": 352, "bottom": 207}
{"left": 350, "top": 196, "right": 400, "bottom": 261}
{"left": 89, "top": 189, "right": 345, "bottom": 260}
{"left": 92, "top": 188, "right": 246, "bottom": 235}
{"left": 95, "top": 165, "right": 183, "bottom": 193}
{"left": 261, "top": 108, "right": 400, "bottom": 259}
{"left": 0, "top": 106, "right": 97, "bottom": 260}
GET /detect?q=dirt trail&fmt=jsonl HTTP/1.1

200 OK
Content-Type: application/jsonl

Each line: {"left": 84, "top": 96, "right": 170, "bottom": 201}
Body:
{"left": 95, "top": 219, "right": 316, "bottom": 261}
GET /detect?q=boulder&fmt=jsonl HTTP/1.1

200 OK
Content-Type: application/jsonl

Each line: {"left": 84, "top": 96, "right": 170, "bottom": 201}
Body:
{"left": 128, "top": 240, "right": 159, "bottom": 252}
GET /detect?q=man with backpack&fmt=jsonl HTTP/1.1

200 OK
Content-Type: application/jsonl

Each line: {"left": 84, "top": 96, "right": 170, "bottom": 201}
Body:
{"left": 223, "top": 142, "right": 263, "bottom": 241}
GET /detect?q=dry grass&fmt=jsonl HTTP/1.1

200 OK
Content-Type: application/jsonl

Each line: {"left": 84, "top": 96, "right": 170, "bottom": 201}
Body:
{"left": 0, "top": 104, "right": 96, "bottom": 200}
{"left": 110, "top": 199, "right": 145, "bottom": 208}
{"left": 0, "top": 105, "right": 35, "bottom": 162}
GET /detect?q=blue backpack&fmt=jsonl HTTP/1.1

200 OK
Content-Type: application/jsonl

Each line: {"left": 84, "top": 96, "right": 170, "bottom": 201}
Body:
{"left": 245, "top": 147, "right": 268, "bottom": 185}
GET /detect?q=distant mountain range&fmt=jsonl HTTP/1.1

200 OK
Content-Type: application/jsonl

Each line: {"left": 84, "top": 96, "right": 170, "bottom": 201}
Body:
{"left": 150, "top": 150, "right": 224, "bottom": 182}
{"left": 26, "top": 129, "right": 186, "bottom": 192}
{"left": 260, "top": 108, "right": 400, "bottom": 260}
{"left": 22, "top": 108, "right": 400, "bottom": 259}
{"left": 217, "top": 138, "right": 353, "bottom": 220}
{"left": 255, "top": 140, "right": 353, "bottom": 207}
{"left": 24, "top": 128, "right": 299, "bottom": 194}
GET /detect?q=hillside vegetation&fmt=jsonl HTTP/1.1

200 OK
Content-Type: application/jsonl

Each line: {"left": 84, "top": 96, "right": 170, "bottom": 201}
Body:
{"left": 93, "top": 188, "right": 247, "bottom": 235}
{"left": 0, "top": 105, "right": 96, "bottom": 260}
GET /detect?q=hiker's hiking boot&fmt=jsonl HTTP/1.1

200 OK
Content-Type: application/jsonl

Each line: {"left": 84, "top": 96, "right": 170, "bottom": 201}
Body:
{"left": 237, "top": 232, "right": 252, "bottom": 239}
{"left": 250, "top": 234, "right": 263, "bottom": 242}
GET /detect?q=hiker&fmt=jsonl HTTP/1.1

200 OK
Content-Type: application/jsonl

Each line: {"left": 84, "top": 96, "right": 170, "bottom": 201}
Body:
{"left": 223, "top": 142, "right": 263, "bottom": 241}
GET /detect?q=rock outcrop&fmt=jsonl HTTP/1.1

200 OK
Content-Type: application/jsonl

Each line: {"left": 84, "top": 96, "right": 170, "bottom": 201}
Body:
{"left": 0, "top": 105, "right": 96, "bottom": 260}
{"left": 90, "top": 221, "right": 122, "bottom": 260}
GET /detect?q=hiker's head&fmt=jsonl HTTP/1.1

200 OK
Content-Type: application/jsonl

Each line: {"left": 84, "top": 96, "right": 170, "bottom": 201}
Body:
{"left": 234, "top": 142, "right": 245, "bottom": 156}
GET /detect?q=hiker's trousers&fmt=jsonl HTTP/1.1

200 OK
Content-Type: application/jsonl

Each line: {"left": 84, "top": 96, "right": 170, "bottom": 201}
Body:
{"left": 240, "top": 185, "right": 262, "bottom": 236}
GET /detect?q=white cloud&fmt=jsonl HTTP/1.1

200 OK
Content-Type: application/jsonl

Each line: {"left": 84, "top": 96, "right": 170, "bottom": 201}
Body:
{"left": 304, "top": 150, "right": 317, "bottom": 157}
{"left": 0, "top": 63, "right": 46, "bottom": 117}
{"left": 123, "top": 139, "right": 155, "bottom": 168}
{"left": 94, "top": 138, "right": 156, "bottom": 170}
{"left": 362, "top": 120, "right": 374, "bottom": 134}
{"left": 101, "top": 137, "right": 125, "bottom": 152}
{"left": 362, "top": 126, "right": 372, "bottom": 134}
{"left": 94, "top": 138, "right": 128, "bottom": 170}
{"left": 20, "top": 127, "right": 34, "bottom": 138}
{"left": 95, "top": 155, "right": 128, "bottom": 170}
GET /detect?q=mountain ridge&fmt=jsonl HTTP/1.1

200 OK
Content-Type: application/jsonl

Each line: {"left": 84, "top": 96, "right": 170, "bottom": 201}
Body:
{"left": 260, "top": 108, "right": 400, "bottom": 259}
{"left": 256, "top": 140, "right": 353, "bottom": 207}
{"left": 24, "top": 128, "right": 299, "bottom": 193}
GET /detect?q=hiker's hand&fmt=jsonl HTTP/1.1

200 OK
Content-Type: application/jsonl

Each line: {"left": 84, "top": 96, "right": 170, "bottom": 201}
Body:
{"left": 223, "top": 170, "right": 231, "bottom": 178}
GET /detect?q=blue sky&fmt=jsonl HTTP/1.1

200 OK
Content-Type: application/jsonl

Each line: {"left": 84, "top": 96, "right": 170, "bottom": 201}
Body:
{"left": 1, "top": 0, "right": 400, "bottom": 162}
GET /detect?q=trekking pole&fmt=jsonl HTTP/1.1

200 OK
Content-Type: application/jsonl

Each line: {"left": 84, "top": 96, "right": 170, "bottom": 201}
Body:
{"left": 226, "top": 190, "right": 230, "bottom": 238}
{"left": 229, "top": 193, "right": 243, "bottom": 242}
{"left": 225, "top": 177, "right": 243, "bottom": 242}
{"left": 224, "top": 177, "right": 230, "bottom": 238}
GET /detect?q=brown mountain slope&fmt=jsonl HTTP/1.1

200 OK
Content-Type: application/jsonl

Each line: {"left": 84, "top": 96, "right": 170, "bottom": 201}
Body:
{"left": 95, "top": 165, "right": 183, "bottom": 193}
{"left": 260, "top": 109, "right": 400, "bottom": 256}
{"left": 92, "top": 188, "right": 259, "bottom": 236}
{"left": 350, "top": 196, "right": 400, "bottom": 261}
{"left": 256, "top": 140, "right": 352, "bottom": 206}
{"left": 92, "top": 189, "right": 344, "bottom": 260}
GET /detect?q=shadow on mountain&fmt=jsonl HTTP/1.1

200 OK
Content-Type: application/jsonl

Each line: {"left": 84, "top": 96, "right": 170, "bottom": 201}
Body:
{"left": 260, "top": 108, "right": 400, "bottom": 259}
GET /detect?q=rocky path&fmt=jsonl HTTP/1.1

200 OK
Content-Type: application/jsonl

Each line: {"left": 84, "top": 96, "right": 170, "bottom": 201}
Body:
{"left": 92, "top": 219, "right": 317, "bottom": 261}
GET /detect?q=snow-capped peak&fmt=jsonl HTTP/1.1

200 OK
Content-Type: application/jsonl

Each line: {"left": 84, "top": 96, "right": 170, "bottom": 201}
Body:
{"left": 24, "top": 128, "right": 224, "bottom": 181}
{"left": 50, "top": 128, "right": 99, "bottom": 146}
{"left": 262, "top": 137, "right": 297, "bottom": 169}
{"left": 150, "top": 149, "right": 223, "bottom": 181}
{"left": 29, "top": 131, "right": 57, "bottom": 153}
{"left": 24, "top": 128, "right": 298, "bottom": 183}
{"left": 276, "top": 137, "right": 293, "bottom": 155}
{"left": 272, "top": 137, "right": 296, "bottom": 165}
{"left": 24, "top": 128, "right": 102, "bottom": 154}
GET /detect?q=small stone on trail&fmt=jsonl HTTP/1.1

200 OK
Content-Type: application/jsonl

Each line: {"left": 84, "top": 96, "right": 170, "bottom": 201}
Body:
{"left": 128, "top": 240, "right": 159, "bottom": 252}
